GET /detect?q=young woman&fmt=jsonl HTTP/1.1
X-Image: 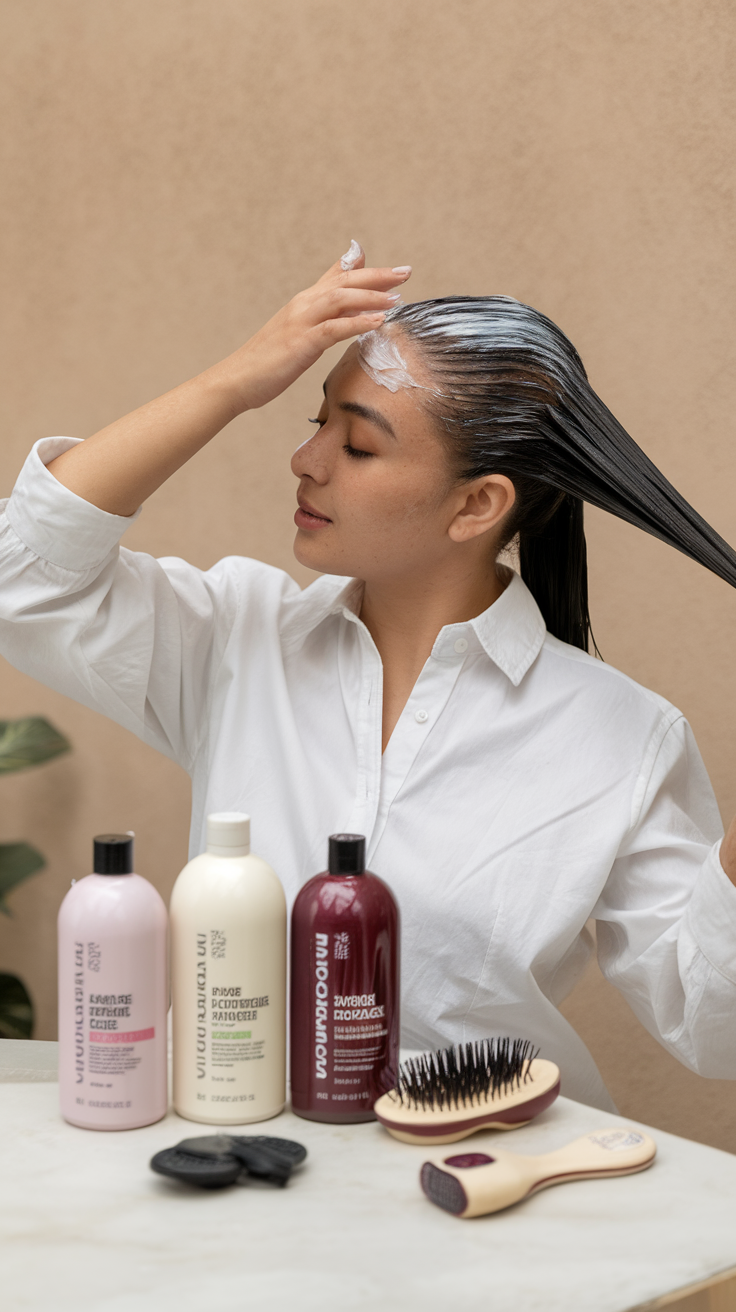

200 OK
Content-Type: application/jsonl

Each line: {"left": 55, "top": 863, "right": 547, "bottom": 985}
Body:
{"left": 2, "top": 245, "right": 735, "bottom": 1111}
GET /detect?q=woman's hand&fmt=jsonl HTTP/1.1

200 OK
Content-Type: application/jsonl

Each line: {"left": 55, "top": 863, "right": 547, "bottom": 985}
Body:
{"left": 222, "top": 245, "right": 411, "bottom": 411}
{"left": 47, "top": 244, "right": 411, "bottom": 517}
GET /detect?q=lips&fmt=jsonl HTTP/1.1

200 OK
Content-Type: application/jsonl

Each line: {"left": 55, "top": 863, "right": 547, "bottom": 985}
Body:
{"left": 295, "top": 498, "right": 332, "bottom": 531}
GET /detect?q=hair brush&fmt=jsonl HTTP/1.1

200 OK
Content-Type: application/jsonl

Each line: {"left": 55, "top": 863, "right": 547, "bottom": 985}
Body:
{"left": 420, "top": 1126, "right": 657, "bottom": 1218}
{"left": 373, "top": 1038, "right": 560, "bottom": 1145}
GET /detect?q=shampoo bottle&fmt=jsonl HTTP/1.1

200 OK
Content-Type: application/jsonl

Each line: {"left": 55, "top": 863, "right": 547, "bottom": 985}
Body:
{"left": 57, "top": 833, "right": 168, "bottom": 1130}
{"left": 290, "top": 833, "right": 400, "bottom": 1123}
{"left": 170, "top": 812, "right": 286, "bottom": 1124}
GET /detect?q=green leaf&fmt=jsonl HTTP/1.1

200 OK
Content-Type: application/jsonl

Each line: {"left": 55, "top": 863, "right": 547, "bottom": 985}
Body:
{"left": 0, "top": 717, "right": 71, "bottom": 774}
{"left": 0, "top": 973, "right": 34, "bottom": 1038}
{"left": 0, "top": 843, "right": 45, "bottom": 914}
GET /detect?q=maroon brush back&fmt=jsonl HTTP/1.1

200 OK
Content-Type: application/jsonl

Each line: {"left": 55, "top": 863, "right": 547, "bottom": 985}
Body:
{"left": 290, "top": 868, "right": 399, "bottom": 1123}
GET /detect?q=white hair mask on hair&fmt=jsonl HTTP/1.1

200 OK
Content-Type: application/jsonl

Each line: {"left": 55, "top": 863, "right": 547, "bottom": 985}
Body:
{"left": 340, "top": 239, "right": 364, "bottom": 271}
{"left": 357, "top": 327, "right": 423, "bottom": 393}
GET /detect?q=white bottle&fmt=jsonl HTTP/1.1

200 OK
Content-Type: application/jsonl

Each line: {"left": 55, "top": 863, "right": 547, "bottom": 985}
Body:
{"left": 170, "top": 812, "right": 286, "bottom": 1124}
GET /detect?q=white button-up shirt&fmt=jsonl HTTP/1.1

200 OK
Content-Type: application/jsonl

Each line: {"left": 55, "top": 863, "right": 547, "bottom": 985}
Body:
{"left": 3, "top": 437, "right": 736, "bottom": 1110}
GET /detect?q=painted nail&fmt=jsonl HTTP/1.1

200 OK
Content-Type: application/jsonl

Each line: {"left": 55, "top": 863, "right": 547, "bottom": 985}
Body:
{"left": 386, "top": 293, "right": 401, "bottom": 303}
{"left": 391, "top": 265, "right": 412, "bottom": 275}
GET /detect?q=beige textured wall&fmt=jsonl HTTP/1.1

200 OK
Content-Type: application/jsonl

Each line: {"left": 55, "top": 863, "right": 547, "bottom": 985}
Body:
{"left": 1, "top": 1, "right": 735, "bottom": 1146}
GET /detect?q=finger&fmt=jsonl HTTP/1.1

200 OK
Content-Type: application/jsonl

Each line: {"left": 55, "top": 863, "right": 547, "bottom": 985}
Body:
{"left": 317, "top": 243, "right": 366, "bottom": 284}
{"left": 313, "top": 287, "right": 403, "bottom": 320}
{"left": 339, "top": 239, "right": 365, "bottom": 272}
{"left": 318, "top": 256, "right": 412, "bottom": 291}
{"left": 312, "top": 312, "right": 386, "bottom": 348}
{"left": 340, "top": 266, "right": 412, "bottom": 291}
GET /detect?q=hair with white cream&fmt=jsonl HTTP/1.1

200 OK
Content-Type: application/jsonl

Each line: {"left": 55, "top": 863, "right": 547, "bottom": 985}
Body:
{"left": 359, "top": 297, "right": 736, "bottom": 651}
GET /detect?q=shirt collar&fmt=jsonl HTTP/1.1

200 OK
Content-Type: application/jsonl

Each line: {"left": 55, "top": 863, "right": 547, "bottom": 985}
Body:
{"left": 279, "top": 572, "right": 362, "bottom": 654}
{"left": 282, "top": 567, "right": 546, "bottom": 687}
{"left": 442, "top": 569, "right": 546, "bottom": 686}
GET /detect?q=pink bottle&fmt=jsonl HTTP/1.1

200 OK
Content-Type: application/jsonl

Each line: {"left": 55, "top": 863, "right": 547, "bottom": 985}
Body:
{"left": 290, "top": 834, "right": 400, "bottom": 1123}
{"left": 58, "top": 834, "right": 168, "bottom": 1130}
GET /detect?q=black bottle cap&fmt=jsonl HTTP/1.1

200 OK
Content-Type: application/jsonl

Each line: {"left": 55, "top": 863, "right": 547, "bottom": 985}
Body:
{"left": 93, "top": 833, "right": 134, "bottom": 875}
{"left": 328, "top": 834, "right": 365, "bottom": 876}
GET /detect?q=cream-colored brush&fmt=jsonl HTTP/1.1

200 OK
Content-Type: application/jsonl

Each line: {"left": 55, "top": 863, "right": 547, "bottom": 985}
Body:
{"left": 420, "top": 1127, "right": 656, "bottom": 1218}
{"left": 374, "top": 1038, "right": 560, "bottom": 1145}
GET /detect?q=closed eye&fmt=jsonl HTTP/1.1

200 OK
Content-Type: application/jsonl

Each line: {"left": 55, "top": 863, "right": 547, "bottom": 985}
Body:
{"left": 308, "top": 417, "right": 372, "bottom": 458}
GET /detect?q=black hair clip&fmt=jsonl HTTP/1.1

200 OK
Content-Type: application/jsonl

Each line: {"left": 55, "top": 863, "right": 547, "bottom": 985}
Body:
{"left": 150, "top": 1134, "right": 307, "bottom": 1189}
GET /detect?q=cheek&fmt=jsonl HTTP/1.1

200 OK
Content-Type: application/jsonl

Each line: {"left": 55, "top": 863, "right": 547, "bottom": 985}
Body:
{"left": 348, "top": 466, "right": 447, "bottom": 542}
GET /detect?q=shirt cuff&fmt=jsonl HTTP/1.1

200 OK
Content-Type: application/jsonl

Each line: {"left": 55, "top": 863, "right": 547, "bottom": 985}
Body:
{"left": 685, "top": 840, "right": 736, "bottom": 985}
{"left": 5, "top": 437, "right": 141, "bottom": 571}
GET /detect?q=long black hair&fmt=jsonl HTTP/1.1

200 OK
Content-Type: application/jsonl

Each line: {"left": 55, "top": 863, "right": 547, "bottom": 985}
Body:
{"left": 383, "top": 296, "right": 736, "bottom": 652}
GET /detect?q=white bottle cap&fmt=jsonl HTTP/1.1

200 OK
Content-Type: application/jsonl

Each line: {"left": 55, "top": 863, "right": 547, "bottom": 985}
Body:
{"left": 206, "top": 812, "right": 251, "bottom": 857}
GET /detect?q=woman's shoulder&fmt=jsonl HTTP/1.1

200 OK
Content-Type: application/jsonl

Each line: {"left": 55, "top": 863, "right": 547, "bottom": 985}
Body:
{"left": 157, "top": 552, "right": 352, "bottom": 637}
{"left": 538, "top": 631, "right": 681, "bottom": 731}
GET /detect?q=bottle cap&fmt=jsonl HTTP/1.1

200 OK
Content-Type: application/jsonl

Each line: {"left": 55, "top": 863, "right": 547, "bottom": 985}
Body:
{"left": 328, "top": 834, "right": 365, "bottom": 876}
{"left": 207, "top": 812, "right": 250, "bottom": 856}
{"left": 93, "top": 833, "right": 134, "bottom": 875}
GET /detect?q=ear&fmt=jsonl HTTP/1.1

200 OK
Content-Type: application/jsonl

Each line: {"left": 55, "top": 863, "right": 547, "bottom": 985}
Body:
{"left": 447, "top": 475, "right": 516, "bottom": 544}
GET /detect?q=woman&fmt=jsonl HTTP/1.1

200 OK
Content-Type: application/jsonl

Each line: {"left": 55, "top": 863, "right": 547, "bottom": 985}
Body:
{"left": 2, "top": 245, "right": 735, "bottom": 1111}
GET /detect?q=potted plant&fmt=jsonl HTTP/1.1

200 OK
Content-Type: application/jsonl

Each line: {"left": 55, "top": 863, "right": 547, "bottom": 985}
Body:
{"left": 0, "top": 717, "right": 70, "bottom": 1038}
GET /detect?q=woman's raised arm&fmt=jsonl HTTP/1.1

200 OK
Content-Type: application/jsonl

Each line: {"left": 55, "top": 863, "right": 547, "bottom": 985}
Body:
{"left": 47, "top": 248, "right": 411, "bottom": 517}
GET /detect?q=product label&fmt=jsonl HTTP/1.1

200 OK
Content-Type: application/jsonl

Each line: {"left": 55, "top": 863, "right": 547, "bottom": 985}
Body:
{"left": 193, "top": 928, "right": 274, "bottom": 1107}
{"left": 210, "top": 986, "right": 269, "bottom": 1073}
{"left": 312, "top": 932, "right": 389, "bottom": 1107}
{"left": 86, "top": 991, "right": 153, "bottom": 1079}
{"left": 65, "top": 939, "right": 159, "bottom": 1114}
{"left": 589, "top": 1131, "right": 646, "bottom": 1151}
{"left": 74, "top": 942, "right": 84, "bottom": 1083}
{"left": 333, "top": 993, "right": 385, "bottom": 1021}
{"left": 90, "top": 1028, "right": 155, "bottom": 1043}
{"left": 89, "top": 992, "right": 132, "bottom": 1030}
{"left": 314, "top": 933, "right": 329, "bottom": 1080}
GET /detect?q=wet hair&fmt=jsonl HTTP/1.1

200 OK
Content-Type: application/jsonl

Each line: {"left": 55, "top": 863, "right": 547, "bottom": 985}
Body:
{"left": 385, "top": 296, "right": 736, "bottom": 652}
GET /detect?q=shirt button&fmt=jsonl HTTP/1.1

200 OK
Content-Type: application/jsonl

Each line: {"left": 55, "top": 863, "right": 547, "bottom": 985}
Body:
{"left": 454, "top": 637, "right": 469, "bottom": 653}
{"left": 415, "top": 709, "right": 429, "bottom": 724}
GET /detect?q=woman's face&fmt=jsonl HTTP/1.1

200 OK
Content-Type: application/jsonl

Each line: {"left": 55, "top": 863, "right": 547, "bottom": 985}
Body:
{"left": 291, "top": 342, "right": 465, "bottom": 583}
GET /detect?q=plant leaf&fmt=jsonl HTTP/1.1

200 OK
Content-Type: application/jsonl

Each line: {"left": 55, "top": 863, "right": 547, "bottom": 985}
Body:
{"left": 0, "top": 717, "right": 71, "bottom": 774}
{"left": 0, "top": 972, "right": 34, "bottom": 1038}
{"left": 0, "top": 843, "right": 46, "bottom": 913}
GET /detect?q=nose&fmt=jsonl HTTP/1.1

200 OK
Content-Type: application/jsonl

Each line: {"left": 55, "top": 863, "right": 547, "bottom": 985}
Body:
{"left": 291, "top": 427, "right": 332, "bottom": 484}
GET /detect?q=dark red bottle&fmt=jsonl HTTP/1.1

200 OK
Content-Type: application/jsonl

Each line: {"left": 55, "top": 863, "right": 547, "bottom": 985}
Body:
{"left": 290, "top": 834, "right": 400, "bottom": 1123}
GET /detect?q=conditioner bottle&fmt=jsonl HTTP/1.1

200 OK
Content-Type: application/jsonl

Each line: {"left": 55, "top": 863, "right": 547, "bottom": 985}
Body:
{"left": 171, "top": 812, "right": 286, "bottom": 1124}
{"left": 57, "top": 834, "right": 168, "bottom": 1130}
{"left": 291, "top": 834, "right": 400, "bottom": 1123}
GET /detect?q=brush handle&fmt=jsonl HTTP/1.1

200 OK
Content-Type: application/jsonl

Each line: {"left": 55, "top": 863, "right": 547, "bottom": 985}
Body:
{"left": 421, "top": 1127, "right": 656, "bottom": 1218}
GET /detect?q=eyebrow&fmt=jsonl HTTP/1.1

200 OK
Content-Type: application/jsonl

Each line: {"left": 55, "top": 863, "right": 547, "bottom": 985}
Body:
{"left": 321, "top": 380, "right": 398, "bottom": 440}
{"left": 338, "top": 400, "right": 397, "bottom": 439}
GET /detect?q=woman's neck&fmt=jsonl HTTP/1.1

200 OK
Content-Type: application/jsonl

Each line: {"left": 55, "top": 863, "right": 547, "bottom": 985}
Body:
{"left": 360, "top": 559, "right": 506, "bottom": 752}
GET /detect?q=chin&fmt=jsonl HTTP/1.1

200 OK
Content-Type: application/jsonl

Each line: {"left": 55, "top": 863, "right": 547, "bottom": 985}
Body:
{"left": 292, "top": 532, "right": 364, "bottom": 580}
{"left": 292, "top": 531, "right": 346, "bottom": 576}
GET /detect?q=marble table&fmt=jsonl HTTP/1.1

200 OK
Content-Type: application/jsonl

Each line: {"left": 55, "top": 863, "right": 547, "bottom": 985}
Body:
{"left": 2, "top": 1041, "right": 736, "bottom": 1312}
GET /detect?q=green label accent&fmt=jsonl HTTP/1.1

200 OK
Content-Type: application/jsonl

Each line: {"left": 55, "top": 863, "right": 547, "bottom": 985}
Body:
{"left": 212, "top": 1031, "right": 251, "bottom": 1039}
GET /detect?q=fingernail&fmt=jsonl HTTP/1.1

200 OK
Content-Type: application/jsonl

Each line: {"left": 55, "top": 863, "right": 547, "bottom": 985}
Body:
{"left": 386, "top": 293, "right": 401, "bottom": 303}
{"left": 392, "top": 265, "right": 412, "bottom": 275}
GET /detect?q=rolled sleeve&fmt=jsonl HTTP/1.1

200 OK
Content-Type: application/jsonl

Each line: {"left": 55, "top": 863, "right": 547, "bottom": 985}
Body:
{"left": 684, "top": 841, "right": 736, "bottom": 987}
{"left": 0, "top": 436, "right": 234, "bottom": 768}
{"left": 5, "top": 437, "right": 140, "bottom": 570}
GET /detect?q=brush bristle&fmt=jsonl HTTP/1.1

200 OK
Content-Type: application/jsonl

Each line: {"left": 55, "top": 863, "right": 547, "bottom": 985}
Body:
{"left": 396, "top": 1038, "right": 539, "bottom": 1111}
